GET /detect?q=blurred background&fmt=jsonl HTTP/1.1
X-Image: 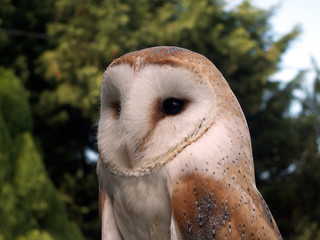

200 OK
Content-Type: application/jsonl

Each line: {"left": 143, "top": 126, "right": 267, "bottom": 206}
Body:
{"left": 0, "top": 0, "right": 319, "bottom": 239}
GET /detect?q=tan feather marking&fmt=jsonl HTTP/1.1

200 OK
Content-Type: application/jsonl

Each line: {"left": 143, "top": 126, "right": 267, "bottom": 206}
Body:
{"left": 149, "top": 97, "right": 191, "bottom": 137}
{"left": 150, "top": 97, "right": 165, "bottom": 129}
{"left": 149, "top": 215, "right": 161, "bottom": 239}
{"left": 108, "top": 46, "right": 217, "bottom": 83}
{"left": 99, "top": 188, "right": 106, "bottom": 219}
{"left": 110, "top": 47, "right": 189, "bottom": 72}
{"left": 171, "top": 174, "right": 282, "bottom": 239}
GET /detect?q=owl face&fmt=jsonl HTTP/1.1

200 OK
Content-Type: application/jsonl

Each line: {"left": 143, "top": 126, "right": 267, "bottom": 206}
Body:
{"left": 98, "top": 62, "right": 216, "bottom": 176}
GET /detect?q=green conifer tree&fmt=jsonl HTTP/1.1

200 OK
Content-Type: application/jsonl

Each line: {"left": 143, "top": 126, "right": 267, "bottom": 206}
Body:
{"left": 0, "top": 68, "right": 85, "bottom": 240}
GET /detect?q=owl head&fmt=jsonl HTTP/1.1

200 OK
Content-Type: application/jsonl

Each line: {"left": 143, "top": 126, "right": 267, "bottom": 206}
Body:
{"left": 98, "top": 46, "right": 252, "bottom": 178}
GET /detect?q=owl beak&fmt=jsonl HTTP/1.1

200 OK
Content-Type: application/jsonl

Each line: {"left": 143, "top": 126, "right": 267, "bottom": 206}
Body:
{"left": 125, "top": 143, "right": 139, "bottom": 164}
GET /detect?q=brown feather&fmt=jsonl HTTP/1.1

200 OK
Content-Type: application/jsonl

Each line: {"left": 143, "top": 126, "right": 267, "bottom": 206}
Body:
{"left": 172, "top": 173, "right": 282, "bottom": 240}
{"left": 99, "top": 188, "right": 106, "bottom": 219}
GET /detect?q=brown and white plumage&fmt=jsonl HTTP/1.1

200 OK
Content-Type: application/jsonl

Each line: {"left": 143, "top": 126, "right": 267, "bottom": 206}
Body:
{"left": 97, "top": 46, "right": 282, "bottom": 239}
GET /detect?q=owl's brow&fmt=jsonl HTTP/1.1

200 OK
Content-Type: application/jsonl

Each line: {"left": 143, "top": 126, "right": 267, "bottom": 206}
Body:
{"left": 108, "top": 46, "right": 210, "bottom": 76}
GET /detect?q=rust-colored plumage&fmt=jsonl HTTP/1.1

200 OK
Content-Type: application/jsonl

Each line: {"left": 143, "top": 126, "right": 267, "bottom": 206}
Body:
{"left": 172, "top": 174, "right": 281, "bottom": 239}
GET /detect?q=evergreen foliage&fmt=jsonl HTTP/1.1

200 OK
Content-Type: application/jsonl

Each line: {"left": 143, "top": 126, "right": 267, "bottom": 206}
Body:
{"left": 0, "top": 69, "right": 84, "bottom": 240}
{"left": 0, "top": 0, "right": 319, "bottom": 239}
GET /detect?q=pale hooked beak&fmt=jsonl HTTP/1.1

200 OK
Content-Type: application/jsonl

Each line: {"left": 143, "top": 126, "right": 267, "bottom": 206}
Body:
{"left": 125, "top": 142, "right": 140, "bottom": 164}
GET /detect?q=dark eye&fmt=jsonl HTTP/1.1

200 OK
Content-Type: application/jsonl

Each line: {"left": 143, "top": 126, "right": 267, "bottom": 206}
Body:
{"left": 162, "top": 98, "right": 185, "bottom": 115}
{"left": 112, "top": 101, "right": 121, "bottom": 117}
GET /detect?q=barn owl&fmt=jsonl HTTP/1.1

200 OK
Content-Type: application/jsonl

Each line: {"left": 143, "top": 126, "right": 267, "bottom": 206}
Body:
{"left": 97, "top": 46, "right": 282, "bottom": 240}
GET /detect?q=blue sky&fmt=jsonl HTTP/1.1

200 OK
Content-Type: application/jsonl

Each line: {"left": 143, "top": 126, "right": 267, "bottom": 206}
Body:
{"left": 230, "top": 0, "right": 320, "bottom": 83}
{"left": 254, "top": 0, "right": 320, "bottom": 83}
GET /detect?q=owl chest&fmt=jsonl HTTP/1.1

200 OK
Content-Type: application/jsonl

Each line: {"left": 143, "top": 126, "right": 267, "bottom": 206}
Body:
{"left": 109, "top": 173, "right": 171, "bottom": 239}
